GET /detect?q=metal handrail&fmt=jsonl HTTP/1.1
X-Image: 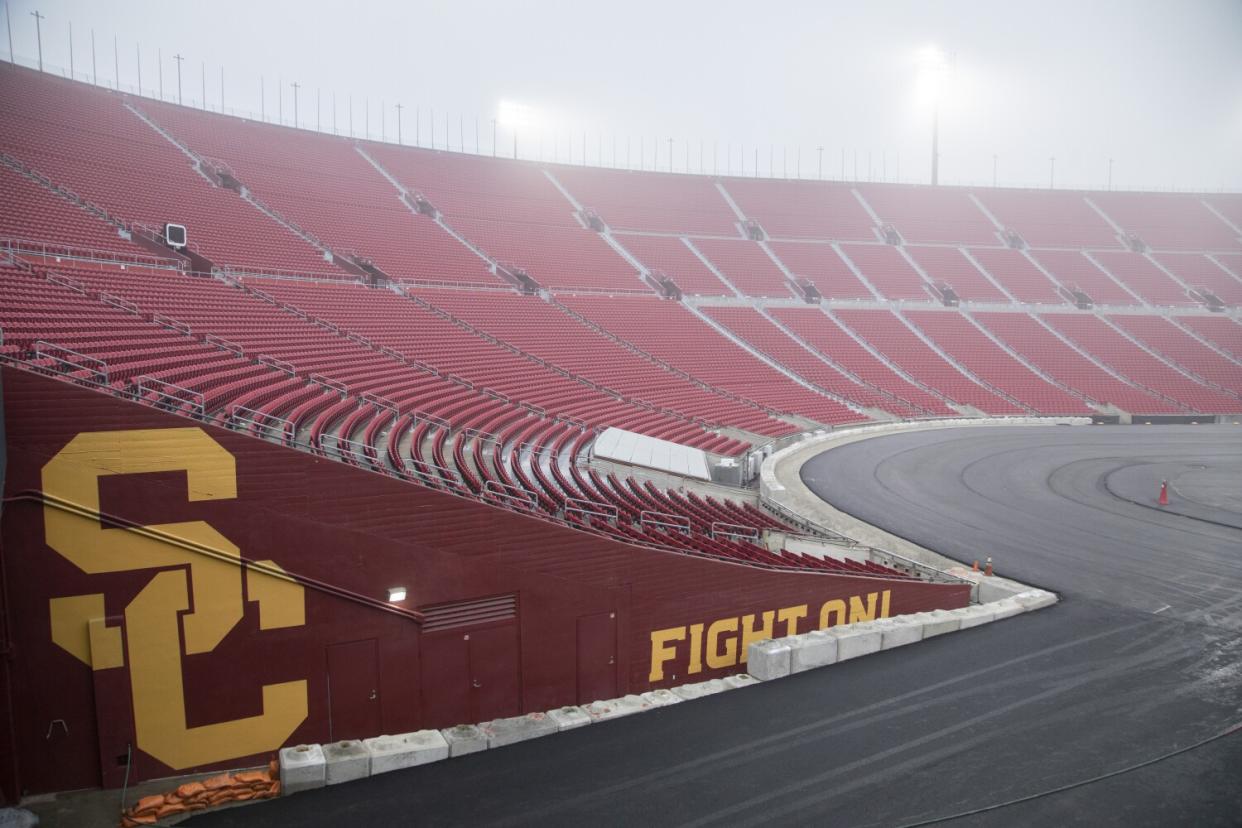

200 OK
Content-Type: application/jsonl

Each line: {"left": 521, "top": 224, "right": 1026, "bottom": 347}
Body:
{"left": 33, "top": 341, "right": 109, "bottom": 385}
{"left": 134, "top": 376, "right": 205, "bottom": 417}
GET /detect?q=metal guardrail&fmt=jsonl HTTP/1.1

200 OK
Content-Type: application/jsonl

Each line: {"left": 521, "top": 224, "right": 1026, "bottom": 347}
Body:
{"left": 483, "top": 480, "right": 537, "bottom": 511}
{"left": 318, "top": 432, "right": 377, "bottom": 466}
{"left": 309, "top": 373, "right": 349, "bottom": 396}
{"left": 710, "top": 521, "right": 760, "bottom": 542}
{"left": 400, "top": 457, "right": 466, "bottom": 490}
{"left": 640, "top": 510, "right": 692, "bottom": 535}
{"left": 33, "top": 341, "right": 109, "bottom": 385}
{"left": 151, "top": 313, "right": 191, "bottom": 335}
{"left": 134, "top": 376, "right": 205, "bottom": 418}
{"left": 204, "top": 334, "right": 244, "bottom": 356}
{"left": 2, "top": 237, "right": 183, "bottom": 271}
{"left": 229, "top": 406, "right": 297, "bottom": 445}
{"left": 565, "top": 498, "right": 618, "bottom": 524}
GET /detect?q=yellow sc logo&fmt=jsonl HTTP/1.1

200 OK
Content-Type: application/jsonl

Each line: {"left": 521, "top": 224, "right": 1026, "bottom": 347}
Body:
{"left": 42, "top": 428, "right": 308, "bottom": 769}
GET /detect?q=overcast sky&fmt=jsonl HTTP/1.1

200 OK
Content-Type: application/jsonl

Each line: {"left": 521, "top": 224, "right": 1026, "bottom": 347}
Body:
{"left": 5, "top": 0, "right": 1241, "bottom": 192}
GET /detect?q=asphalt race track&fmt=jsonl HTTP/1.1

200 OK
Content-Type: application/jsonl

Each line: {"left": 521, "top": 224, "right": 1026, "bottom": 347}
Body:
{"left": 191, "top": 425, "right": 1242, "bottom": 828}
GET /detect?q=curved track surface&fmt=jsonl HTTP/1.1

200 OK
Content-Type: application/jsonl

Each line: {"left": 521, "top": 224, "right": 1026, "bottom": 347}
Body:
{"left": 193, "top": 426, "right": 1242, "bottom": 828}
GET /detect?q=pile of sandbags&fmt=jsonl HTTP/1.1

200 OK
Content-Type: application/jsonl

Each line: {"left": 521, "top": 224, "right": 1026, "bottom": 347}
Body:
{"left": 119, "top": 760, "right": 281, "bottom": 826}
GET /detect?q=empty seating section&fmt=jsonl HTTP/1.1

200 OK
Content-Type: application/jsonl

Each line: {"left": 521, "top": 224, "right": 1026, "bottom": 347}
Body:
{"left": 1154, "top": 253, "right": 1242, "bottom": 305}
{"left": 448, "top": 215, "right": 638, "bottom": 291}
{"left": 0, "top": 66, "right": 337, "bottom": 276}
{"left": 613, "top": 234, "right": 731, "bottom": 295}
{"left": 1108, "top": 315, "right": 1242, "bottom": 395}
{"left": 906, "top": 246, "right": 1009, "bottom": 302}
{"left": 857, "top": 185, "right": 998, "bottom": 245}
{"left": 1031, "top": 250, "right": 1138, "bottom": 306}
{"left": 973, "top": 312, "right": 1182, "bottom": 413}
{"left": 1089, "top": 251, "right": 1193, "bottom": 306}
{"left": 0, "top": 163, "right": 155, "bottom": 260}
{"left": 1091, "top": 192, "right": 1240, "bottom": 252}
{"left": 689, "top": 238, "right": 792, "bottom": 297}
{"left": 1041, "top": 314, "right": 1239, "bottom": 412}
{"left": 721, "top": 179, "right": 876, "bottom": 240}
{"left": 904, "top": 311, "right": 1092, "bottom": 414}
{"left": 1203, "top": 195, "right": 1242, "bottom": 238}
{"left": 832, "top": 309, "right": 1023, "bottom": 414}
{"left": 553, "top": 167, "right": 739, "bottom": 236}
{"left": 140, "top": 101, "right": 496, "bottom": 284}
{"left": 1176, "top": 316, "right": 1242, "bottom": 360}
{"left": 249, "top": 280, "right": 740, "bottom": 452}
{"left": 973, "top": 190, "right": 1119, "bottom": 249}
{"left": 766, "top": 242, "right": 875, "bottom": 299}
{"left": 558, "top": 295, "right": 865, "bottom": 425}
{"left": 767, "top": 308, "right": 956, "bottom": 416}
{"left": 701, "top": 306, "right": 915, "bottom": 416}
{"left": 406, "top": 289, "right": 792, "bottom": 440}
{"left": 838, "top": 244, "right": 932, "bottom": 300}
{"left": 967, "top": 248, "right": 1065, "bottom": 305}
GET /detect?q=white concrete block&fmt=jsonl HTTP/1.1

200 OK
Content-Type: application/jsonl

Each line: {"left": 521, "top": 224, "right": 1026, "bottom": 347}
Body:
{"left": 955, "top": 604, "right": 997, "bottom": 630}
{"left": 640, "top": 689, "right": 683, "bottom": 707}
{"left": 789, "top": 630, "right": 838, "bottom": 673}
{"left": 831, "top": 623, "right": 883, "bottom": 661}
{"left": 481, "top": 712, "right": 557, "bottom": 747}
{"left": 546, "top": 706, "right": 592, "bottom": 731}
{"left": 724, "top": 673, "right": 759, "bottom": 690}
{"left": 916, "top": 609, "right": 962, "bottom": 638}
{"left": 874, "top": 617, "right": 924, "bottom": 650}
{"left": 322, "top": 740, "right": 370, "bottom": 785}
{"left": 978, "top": 577, "right": 1026, "bottom": 604}
{"left": 671, "top": 678, "right": 729, "bottom": 700}
{"left": 441, "top": 724, "right": 488, "bottom": 757}
{"left": 990, "top": 598, "right": 1024, "bottom": 620}
{"left": 364, "top": 730, "right": 449, "bottom": 775}
{"left": 583, "top": 694, "right": 651, "bottom": 721}
{"left": 278, "top": 743, "right": 325, "bottom": 794}
{"left": 747, "top": 638, "right": 792, "bottom": 680}
{"left": 1014, "top": 589, "right": 1059, "bottom": 611}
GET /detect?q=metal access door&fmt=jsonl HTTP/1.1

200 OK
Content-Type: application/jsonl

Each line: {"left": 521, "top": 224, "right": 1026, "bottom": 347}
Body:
{"left": 576, "top": 611, "right": 618, "bottom": 704}
{"left": 326, "top": 638, "right": 381, "bottom": 742}
{"left": 420, "top": 622, "right": 520, "bottom": 726}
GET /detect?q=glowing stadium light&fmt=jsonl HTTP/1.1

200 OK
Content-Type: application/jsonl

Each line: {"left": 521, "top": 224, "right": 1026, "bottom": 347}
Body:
{"left": 912, "top": 45, "right": 954, "bottom": 186}
{"left": 497, "top": 100, "right": 539, "bottom": 130}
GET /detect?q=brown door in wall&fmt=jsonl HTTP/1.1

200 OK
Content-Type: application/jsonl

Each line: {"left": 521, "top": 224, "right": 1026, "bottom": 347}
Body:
{"left": 420, "top": 632, "right": 472, "bottom": 727}
{"left": 468, "top": 624, "right": 520, "bottom": 722}
{"left": 575, "top": 612, "right": 618, "bottom": 704}
{"left": 326, "top": 638, "right": 381, "bottom": 741}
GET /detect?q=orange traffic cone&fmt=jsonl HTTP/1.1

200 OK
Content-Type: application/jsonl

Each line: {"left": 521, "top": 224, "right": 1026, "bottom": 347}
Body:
{"left": 972, "top": 560, "right": 979, "bottom": 572}
{"left": 1158, "top": 480, "right": 1169, "bottom": 506}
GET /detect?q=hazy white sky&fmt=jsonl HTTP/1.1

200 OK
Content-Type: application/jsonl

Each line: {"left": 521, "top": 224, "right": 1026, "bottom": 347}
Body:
{"left": 4, "top": 0, "right": 1241, "bottom": 192}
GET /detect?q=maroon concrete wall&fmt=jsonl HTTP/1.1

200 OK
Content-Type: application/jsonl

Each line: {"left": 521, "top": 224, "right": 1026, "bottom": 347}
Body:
{"left": 0, "top": 367, "right": 969, "bottom": 798}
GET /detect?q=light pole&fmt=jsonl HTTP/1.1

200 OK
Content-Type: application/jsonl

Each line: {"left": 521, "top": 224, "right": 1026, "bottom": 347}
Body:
{"left": 291, "top": 81, "right": 299, "bottom": 127}
{"left": 817, "top": 146, "right": 823, "bottom": 179}
{"left": 91, "top": 28, "right": 96, "bottom": 85}
{"left": 172, "top": 53, "right": 183, "bottom": 105}
{"left": 667, "top": 137, "right": 673, "bottom": 172}
{"left": 158, "top": 48, "right": 163, "bottom": 100}
{"left": 396, "top": 103, "right": 403, "bottom": 144}
{"left": 1108, "top": 158, "right": 1114, "bottom": 189}
{"left": 31, "top": 10, "right": 44, "bottom": 72}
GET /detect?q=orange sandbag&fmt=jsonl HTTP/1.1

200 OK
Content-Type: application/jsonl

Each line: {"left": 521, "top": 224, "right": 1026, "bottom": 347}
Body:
{"left": 155, "top": 802, "right": 188, "bottom": 818}
{"left": 131, "top": 794, "right": 165, "bottom": 815}
{"left": 121, "top": 814, "right": 158, "bottom": 827}
{"left": 176, "top": 781, "right": 207, "bottom": 800}
{"left": 234, "top": 770, "right": 269, "bottom": 785}
{"left": 269, "top": 758, "right": 280, "bottom": 777}
{"left": 203, "top": 773, "right": 235, "bottom": 790}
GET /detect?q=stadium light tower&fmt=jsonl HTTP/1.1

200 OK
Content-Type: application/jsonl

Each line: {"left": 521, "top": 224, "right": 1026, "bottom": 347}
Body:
{"left": 172, "top": 53, "right": 183, "bottom": 105}
{"left": 30, "top": 9, "right": 44, "bottom": 72}
{"left": 915, "top": 46, "right": 951, "bottom": 186}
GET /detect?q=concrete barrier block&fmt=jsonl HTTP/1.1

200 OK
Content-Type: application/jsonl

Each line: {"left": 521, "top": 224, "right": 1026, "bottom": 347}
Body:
{"left": 874, "top": 617, "right": 924, "bottom": 650}
{"left": 1014, "top": 590, "right": 1059, "bottom": 611}
{"left": 547, "top": 706, "right": 592, "bottom": 731}
{"left": 322, "top": 740, "right": 369, "bottom": 785}
{"left": 364, "top": 730, "right": 449, "bottom": 775}
{"left": 724, "top": 674, "right": 759, "bottom": 690}
{"left": 978, "top": 577, "right": 1026, "bottom": 604}
{"left": 831, "top": 623, "right": 883, "bottom": 661}
{"left": 640, "top": 689, "right": 683, "bottom": 707}
{"left": 955, "top": 604, "right": 997, "bottom": 630}
{"left": 917, "top": 609, "right": 962, "bottom": 638}
{"left": 278, "top": 743, "right": 325, "bottom": 794}
{"left": 789, "top": 630, "right": 838, "bottom": 672}
{"left": 747, "top": 638, "right": 792, "bottom": 680}
{"left": 990, "top": 598, "right": 1024, "bottom": 620}
{"left": 584, "top": 695, "right": 650, "bottom": 721}
{"left": 441, "top": 724, "right": 488, "bottom": 757}
{"left": 671, "top": 679, "right": 728, "bottom": 700}
{"left": 481, "top": 712, "right": 558, "bottom": 748}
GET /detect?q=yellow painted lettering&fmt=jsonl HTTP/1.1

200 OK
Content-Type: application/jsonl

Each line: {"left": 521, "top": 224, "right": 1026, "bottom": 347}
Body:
{"left": 881, "top": 589, "right": 891, "bottom": 619}
{"left": 818, "top": 599, "right": 847, "bottom": 629}
{"left": 705, "top": 618, "right": 739, "bottom": 669}
{"left": 649, "top": 626, "right": 685, "bottom": 682}
{"left": 777, "top": 605, "right": 808, "bottom": 638}
{"left": 738, "top": 611, "right": 775, "bottom": 663}
{"left": 849, "top": 592, "right": 880, "bottom": 623}
{"left": 687, "top": 623, "right": 704, "bottom": 675}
